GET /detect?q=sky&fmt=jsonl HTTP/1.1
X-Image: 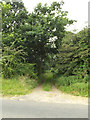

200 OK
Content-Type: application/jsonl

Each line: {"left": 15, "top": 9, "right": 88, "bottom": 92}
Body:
{"left": 22, "top": 0, "right": 89, "bottom": 33}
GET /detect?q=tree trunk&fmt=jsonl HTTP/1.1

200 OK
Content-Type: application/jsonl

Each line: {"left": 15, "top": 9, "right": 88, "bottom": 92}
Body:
{"left": 38, "top": 56, "right": 43, "bottom": 77}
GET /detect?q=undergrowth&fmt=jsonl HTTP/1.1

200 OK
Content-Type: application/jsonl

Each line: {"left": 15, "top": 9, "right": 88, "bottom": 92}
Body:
{"left": 2, "top": 76, "right": 38, "bottom": 96}
{"left": 58, "top": 83, "right": 88, "bottom": 97}
{"left": 40, "top": 72, "right": 53, "bottom": 91}
{"left": 54, "top": 75, "right": 88, "bottom": 97}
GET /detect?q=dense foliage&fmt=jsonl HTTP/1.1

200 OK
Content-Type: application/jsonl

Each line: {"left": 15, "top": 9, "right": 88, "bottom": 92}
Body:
{"left": 1, "top": 1, "right": 89, "bottom": 96}
{"left": 1, "top": 1, "right": 74, "bottom": 78}
{"left": 56, "top": 28, "right": 89, "bottom": 81}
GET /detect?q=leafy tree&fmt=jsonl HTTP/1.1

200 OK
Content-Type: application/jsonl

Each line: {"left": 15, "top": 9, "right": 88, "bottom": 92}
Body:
{"left": 2, "top": 1, "right": 28, "bottom": 48}
{"left": 56, "top": 31, "right": 77, "bottom": 75}
{"left": 0, "top": 2, "right": 2, "bottom": 75}
{"left": 1, "top": 1, "right": 75, "bottom": 78}
{"left": 2, "top": 42, "right": 25, "bottom": 78}
{"left": 2, "top": 1, "right": 36, "bottom": 78}
{"left": 72, "top": 28, "right": 89, "bottom": 80}
{"left": 21, "top": 2, "right": 74, "bottom": 76}
{"left": 56, "top": 27, "right": 89, "bottom": 82}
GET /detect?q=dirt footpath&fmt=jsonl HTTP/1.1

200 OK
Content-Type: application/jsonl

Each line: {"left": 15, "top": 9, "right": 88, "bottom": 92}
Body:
{"left": 9, "top": 85, "right": 88, "bottom": 105}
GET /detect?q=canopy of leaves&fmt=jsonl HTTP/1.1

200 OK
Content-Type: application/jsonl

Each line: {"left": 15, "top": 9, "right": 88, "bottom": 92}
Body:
{"left": 2, "top": 1, "right": 88, "bottom": 80}
{"left": 56, "top": 27, "right": 89, "bottom": 82}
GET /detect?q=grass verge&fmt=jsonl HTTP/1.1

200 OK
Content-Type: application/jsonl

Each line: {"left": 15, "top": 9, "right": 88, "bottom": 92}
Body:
{"left": 2, "top": 76, "right": 38, "bottom": 96}
{"left": 57, "top": 83, "right": 88, "bottom": 97}
{"left": 54, "top": 75, "right": 88, "bottom": 97}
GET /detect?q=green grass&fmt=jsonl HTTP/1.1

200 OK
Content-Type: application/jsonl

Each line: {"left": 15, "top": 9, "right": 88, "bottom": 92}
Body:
{"left": 57, "top": 83, "right": 88, "bottom": 97}
{"left": 54, "top": 75, "right": 88, "bottom": 97}
{"left": 0, "top": 78, "right": 2, "bottom": 94}
{"left": 42, "top": 81, "right": 52, "bottom": 91}
{"left": 39, "top": 72, "right": 53, "bottom": 83}
{"left": 54, "top": 76, "right": 81, "bottom": 87}
{"left": 2, "top": 76, "right": 38, "bottom": 96}
{"left": 39, "top": 72, "right": 53, "bottom": 91}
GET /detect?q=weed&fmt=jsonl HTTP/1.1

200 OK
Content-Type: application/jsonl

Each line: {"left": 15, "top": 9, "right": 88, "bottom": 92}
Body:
{"left": 58, "top": 83, "right": 88, "bottom": 97}
{"left": 42, "top": 81, "right": 52, "bottom": 91}
{"left": 2, "top": 76, "right": 38, "bottom": 96}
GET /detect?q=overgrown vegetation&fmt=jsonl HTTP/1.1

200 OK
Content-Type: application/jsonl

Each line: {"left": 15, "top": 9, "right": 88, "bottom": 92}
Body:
{"left": 1, "top": 1, "right": 89, "bottom": 97}
{"left": 2, "top": 76, "right": 38, "bottom": 96}
{"left": 42, "top": 81, "right": 52, "bottom": 91}
{"left": 39, "top": 72, "right": 53, "bottom": 91}
{"left": 58, "top": 83, "right": 88, "bottom": 97}
{"left": 54, "top": 76, "right": 88, "bottom": 97}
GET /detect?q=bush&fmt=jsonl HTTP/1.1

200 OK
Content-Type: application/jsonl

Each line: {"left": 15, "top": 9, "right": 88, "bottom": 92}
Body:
{"left": 2, "top": 44, "right": 24, "bottom": 78}
{"left": 42, "top": 81, "right": 52, "bottom": 91}
{"left": 2, "top": 61, "right": 37, "bottom": 79}
{"left": 16, "top": 63, "right": 38, "bottom": 79}
{"left": 2, "top": 43, "right": 38, "bottom": 79}
{"left": 39, "top": 72, "right": 53, "bottom": 91}
{"left": 84, "top": 74, "right": 89, "bottom": 83}
{"left": 39, "top": 72, "right": 53, "bottom": 83}
{"left": 59, "top": 83, "right": 88, "bottom": 97}
{"left": 54, "top": 76, "right": 82, "bottom": 87}
{"left": 25, "top": 77, "right": 38, "bottom": 89}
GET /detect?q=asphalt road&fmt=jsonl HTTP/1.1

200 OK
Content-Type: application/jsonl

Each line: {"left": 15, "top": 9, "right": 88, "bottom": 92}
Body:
{"left": 1, "top": 98, "right": 88, "bottom": 118}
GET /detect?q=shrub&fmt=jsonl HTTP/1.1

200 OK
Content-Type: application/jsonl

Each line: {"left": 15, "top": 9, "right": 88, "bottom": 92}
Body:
{"left": 39, "top": 72, "right": 53, "bottom": 83}
{"left": 84, "top": 74, "right": 89, "bottom": 83}
{"left": 39, "top": 72, "right": 53, "bottom": 91}
{"left": 2, "top": 43, "right": 38, "bottom": 79}
{"left": 42, "top": 81, "right": 52, "bottom": 91}
{"left": 25, "top": 77, "right": 38, "bottom": 89}
{"left": 59, "top": 83, "right": 88, "bottom": 97}
{"left": 54, "top": 76, "right": 82, "bottom": 87}
{"left": 2, "top": 43, "right": 24, "bottom": 78}
{"left": 16, "top": 63, "right": 38, "bottom": 79}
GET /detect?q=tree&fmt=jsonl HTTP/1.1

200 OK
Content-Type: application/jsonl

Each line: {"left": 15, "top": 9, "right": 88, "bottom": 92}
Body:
{"left": 56, "top": 27, "right": 89, "bottom": 82}
{"left": 2, "top": 0, "right": 28, "bottom": 48}
{"left": 72, "top": 28, "right": 89, "bottom": 80}
{"left": 2, "top": 1, "right": 36, "bottom": 78}
{"left": 2, "top": 1, "right": 75, "bottom": 78}
{"left": 21, "top": 2, "right": 74, "bottom": 76}
{"left": 56, "top": 31, "right": 78, "bottom": 75}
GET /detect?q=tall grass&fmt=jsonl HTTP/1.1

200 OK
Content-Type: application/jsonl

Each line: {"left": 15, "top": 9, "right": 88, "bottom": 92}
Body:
{"left": 2, "top": 76, "right": 38, "bottom": 96}
{"left": 42, "top": 81, "right": 52, "bottom": 91}
{"left": 54, "top": 75, "right": 88, "bottom": 97}
{"left": 39, "top": 72, "right": 53, "bottom": 83}
{"left": 59, "top": 83, "right": 88, "bottom": 97}
{"left": 54, "top": 76, "right": 82, "bottom": 87}
{"left": 39, "top": 72, "right": 53, "bottom": 91}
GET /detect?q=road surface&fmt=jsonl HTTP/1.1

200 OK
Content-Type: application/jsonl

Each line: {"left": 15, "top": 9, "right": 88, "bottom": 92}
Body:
{"left": 1, "top": 98, "right": 88, "bottom": 118}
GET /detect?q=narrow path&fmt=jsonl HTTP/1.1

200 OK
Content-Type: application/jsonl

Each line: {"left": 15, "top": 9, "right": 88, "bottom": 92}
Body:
{"left": 9, "top": 85, "right": 88, "bottom": 105}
